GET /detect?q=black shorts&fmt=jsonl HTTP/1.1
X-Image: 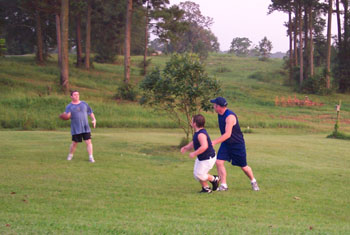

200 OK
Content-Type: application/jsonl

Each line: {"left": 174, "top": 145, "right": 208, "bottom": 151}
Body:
{"left": 72, "top": 133, "right": 91, "bottom": 142}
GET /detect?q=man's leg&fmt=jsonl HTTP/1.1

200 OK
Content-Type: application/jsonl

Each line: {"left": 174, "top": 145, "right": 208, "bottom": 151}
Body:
{"left": 241, "top": 165, "right": 254, "bottom": 180}
{"left": 67, "top": 141, "right": 78, "bottom": 160}
{"left": 241, "top": 165, "right": 259, "bottom": 191}
{"left": 216, "top": 159, "right": 228, "bottom": 191}
{"left": 84, "top": 139, "right": 95, "bottom": 162}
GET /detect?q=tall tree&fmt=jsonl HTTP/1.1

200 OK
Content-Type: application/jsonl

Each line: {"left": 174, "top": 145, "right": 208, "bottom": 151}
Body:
{"left": 85, "top": 0, "right": 91, "bottom": 70}
{"left": 326, "top": 0, "right": 333, "bottom": 89}
{"left": 308, "top": 4, "right": 314, "bottom": 77}
{"left": 288, "top": 9, "right": 294, "bottom": 82}
{"left": 335, "top": 0, "right": 342, "bottom": 45}
{"left": 142, "top": 0, "right": 169, "bottom": 75}
{"left": 298, "top": 3, "right": 304, "bottom": 86}
{"left": 55, "top": 12, "right": 61, "bottom": 66}
{"left": 35, "top": 0, "right": 44, "bottom": 64}
{"left": 60, "top": 0, "right": 69, "bottom": 93}
{"left": 124, "top": 0, "right": 133, "bottom": 83}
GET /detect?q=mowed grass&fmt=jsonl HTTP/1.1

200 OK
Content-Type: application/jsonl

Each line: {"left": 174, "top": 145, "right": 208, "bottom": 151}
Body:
{"left": 0, "top": 129, "right": 349, "bottom": 234}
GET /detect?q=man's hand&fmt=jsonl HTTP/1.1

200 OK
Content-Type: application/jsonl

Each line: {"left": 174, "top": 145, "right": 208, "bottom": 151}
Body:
{"left": 189, "top": 152, "right": 196, "bottom": 158}
{"left": 92, "top": 119, "right": 96, "bottom": 128}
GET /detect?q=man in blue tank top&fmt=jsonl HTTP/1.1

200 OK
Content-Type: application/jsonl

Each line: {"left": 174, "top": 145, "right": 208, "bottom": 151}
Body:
{"left": 181, "top": 114, "right": 220, "bottom": 193}
{"left": 210, "top": 97, "right": 259, "bottom": 191}
{"left": 62, "top": 90, "right": 96, "bottom": 163}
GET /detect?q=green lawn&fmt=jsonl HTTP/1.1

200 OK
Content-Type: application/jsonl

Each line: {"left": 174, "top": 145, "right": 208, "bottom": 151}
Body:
{"left": 1, "top": 129, "right": 349, "bottom": 234}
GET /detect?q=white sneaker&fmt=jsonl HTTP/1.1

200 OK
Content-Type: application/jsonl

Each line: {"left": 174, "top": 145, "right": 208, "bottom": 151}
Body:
{"left": 67, "top": 155, "right": 73, "bottom": 161}
{"left": 89, "top": 157, "right": 95, "bottom": 163}
{"left": 251, "top": 181, "right": 260, "bottom": 191}
{"left": 218, "top": 185, "right": 228, "bottom": 191}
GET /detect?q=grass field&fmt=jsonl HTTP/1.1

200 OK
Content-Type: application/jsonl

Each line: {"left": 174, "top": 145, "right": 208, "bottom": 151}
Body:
{"left": 1, "top": 53, "right": 350, "bottom": 233}
{"left": 1, "top": 129, "right": 349, "bottom": 234}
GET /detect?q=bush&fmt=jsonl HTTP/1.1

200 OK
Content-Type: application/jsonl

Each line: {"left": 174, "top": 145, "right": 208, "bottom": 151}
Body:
{"left": 300, "top": 70, "right": 332, "bottom": 95}
{"left": 327, "top": 131, "right": 350, "bottom": 140}
{"left": 115, "top": 82, "right": 138, "bottom": 101}
{"left": 215, "top": 67, "right": 232, "bottom": 73}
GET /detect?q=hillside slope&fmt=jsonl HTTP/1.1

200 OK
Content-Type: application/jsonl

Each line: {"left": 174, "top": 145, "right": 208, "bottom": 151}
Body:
{"left": 0, "top": 54, "right": 349, "bottom": 132}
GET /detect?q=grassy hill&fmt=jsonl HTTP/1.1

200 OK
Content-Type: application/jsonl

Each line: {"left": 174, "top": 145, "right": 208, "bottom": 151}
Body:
{"left": 0, "top": 54, "right": 349, "bottom": 133}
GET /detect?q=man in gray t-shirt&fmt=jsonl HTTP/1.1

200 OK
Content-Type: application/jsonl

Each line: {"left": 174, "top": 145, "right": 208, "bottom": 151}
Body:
{"left": 62, "top": 90, "right": 96, "bottom": 163}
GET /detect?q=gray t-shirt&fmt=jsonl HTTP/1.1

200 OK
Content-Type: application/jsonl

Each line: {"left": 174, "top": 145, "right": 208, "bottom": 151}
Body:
{"left": 65, "top": 101, "right": 93, "bottom": 135}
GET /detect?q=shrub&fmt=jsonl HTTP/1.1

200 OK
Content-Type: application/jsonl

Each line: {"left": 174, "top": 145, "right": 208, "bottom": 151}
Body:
{"left": 115, "top": 82, "right": 138, "bottom": 101}
{"left": 215, "top": 67, "right": 232, "bottom": 73}
{"left": 300, "top": 70, "right": 332, "bottom": 95}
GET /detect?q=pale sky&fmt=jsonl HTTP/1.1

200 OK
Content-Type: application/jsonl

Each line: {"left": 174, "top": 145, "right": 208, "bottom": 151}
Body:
{"left": 169, "top": 0, "right": 290, "bottom": 53}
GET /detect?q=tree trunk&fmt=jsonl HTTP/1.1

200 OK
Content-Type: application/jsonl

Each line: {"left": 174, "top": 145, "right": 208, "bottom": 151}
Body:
{"left": 85, "top": 1, "right": 92, "bottom": 70}
{"left": 336, "top": 0, "right": 342, "bottom": 46}
{"left": 304, "top": 6, "right": 309, "bottom": 78}
{"left": 124, "top": 0, "right": 133, "bottom": 83}
{"left": 60, "top": 0, "right": 69, "bottom": 93}
{"left": 294, "top": 2, "right": 298, "bottom": 67}
{"left": 299, "top": 4, "right": 304, "bottom": 86}
{"left": 342, "top": 0, "right": 349, "bottom": 48}
{"left": 55, "top": 13, "right": 62, "bottom": 66}
{"left": 309, "top": 6, "right": 314, "bottom": 77}
{"left": 289, "top": 9, "right": 293, "bottom": 83}
{"left": 326, "top": 0, "right": 333, "bottom": 89}
{"left": 35, "top": 2, "right": 44, "bottom": 64}
{"left": 75, "top": 13, "right": 83, "bottom": 68}
{"left": 143, "top": 0, "right": 149, "bottom": 76}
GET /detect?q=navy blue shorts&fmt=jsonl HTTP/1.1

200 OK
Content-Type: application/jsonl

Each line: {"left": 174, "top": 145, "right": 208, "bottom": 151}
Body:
{"left": 217, "top": 142, "right": 247, "bottom": 167}
{"left": 72, "top": 132, "right": 91, "bottom": 142}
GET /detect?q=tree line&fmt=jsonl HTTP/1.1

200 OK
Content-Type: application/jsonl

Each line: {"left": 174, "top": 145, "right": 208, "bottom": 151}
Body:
{"left": 269, "top": 0, "right": 350, "bottom": 93}
{"left": 0, "top": 0, "right": 219, "bottom": 92}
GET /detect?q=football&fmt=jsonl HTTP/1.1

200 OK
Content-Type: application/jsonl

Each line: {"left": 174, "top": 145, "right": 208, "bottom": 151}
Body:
{"left": 59, "top": 113, "right": 70, "bottom": 120}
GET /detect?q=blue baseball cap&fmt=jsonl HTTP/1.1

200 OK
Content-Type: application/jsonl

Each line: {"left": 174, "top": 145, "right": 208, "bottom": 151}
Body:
{"left": 210, "top": 97, "right": 228, "bottom": 107}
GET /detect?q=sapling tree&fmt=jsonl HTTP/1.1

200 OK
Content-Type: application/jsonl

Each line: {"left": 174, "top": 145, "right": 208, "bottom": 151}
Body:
{"left": 140, "top": 53, "right": 221, "bottom": 141}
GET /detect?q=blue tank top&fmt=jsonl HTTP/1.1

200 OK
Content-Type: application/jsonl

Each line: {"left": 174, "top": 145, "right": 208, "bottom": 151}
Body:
{"left": 193, "top": 129, "right": 216, "bottom": 161}
{"left": 218, "top": 109, "right": 245, "bottom": 144}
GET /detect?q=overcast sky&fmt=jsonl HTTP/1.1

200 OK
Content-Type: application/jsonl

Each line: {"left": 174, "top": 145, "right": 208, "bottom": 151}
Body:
{"left": 169, "top": 0, "right": 290, "bottom": 53}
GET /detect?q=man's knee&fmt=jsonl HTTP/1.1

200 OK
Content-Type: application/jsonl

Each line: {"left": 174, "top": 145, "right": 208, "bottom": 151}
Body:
{"left": 241, "top": 165, "right": 250, "bottom": 171}
{"left": 193, "top": 172, "right": 208, "bottom": 182}
{"left": 216, "top": 159, "right": 225, "bottom": 168}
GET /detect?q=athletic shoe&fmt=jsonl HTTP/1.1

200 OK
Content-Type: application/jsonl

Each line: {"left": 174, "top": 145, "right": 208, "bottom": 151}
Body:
{"left": 217, "top": 185, "right": 228, "bottom": 191}
{"left": 251, "top": 181, "right": 260, "bottom": 191}
{"left": 67, "top": 155, "right": 73, "bottom": 161}
{"left": 210, "top": 175, "right": 220, "bottom": 191}
{"left": 199, "top": 187, "right": 212, "bottom": 193}
{"left": 89, "top": 157, "right": 95, "bottom": 163}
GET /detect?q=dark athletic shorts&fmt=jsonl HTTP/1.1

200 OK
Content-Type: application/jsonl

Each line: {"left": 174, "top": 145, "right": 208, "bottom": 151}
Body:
{"left": 72, "top": 132, "right": 91, "bottom": 142}
{"left": 217, "top": 142, "right": 247, "bottom": 167}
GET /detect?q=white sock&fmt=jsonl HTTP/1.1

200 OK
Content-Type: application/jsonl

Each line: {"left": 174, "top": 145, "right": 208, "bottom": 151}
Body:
{"left": 251, "top": 178, "right": 257, "bottom": 183}
{"left": 68, "top": 154, "right": 73, "bottom": 158}
{"left": 220, "top": 183, "right": 228, "bottom": 188}
{"left": 89, "top": 155, "right": 93, "bottom": 159}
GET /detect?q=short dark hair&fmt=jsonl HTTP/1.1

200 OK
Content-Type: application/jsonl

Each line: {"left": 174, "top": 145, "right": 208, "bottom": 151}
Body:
{"left": 192, "top": 114, "right": 205, "bottom": 128}
{"left": 70, "top": 90, "right": 79, "bottom": 96}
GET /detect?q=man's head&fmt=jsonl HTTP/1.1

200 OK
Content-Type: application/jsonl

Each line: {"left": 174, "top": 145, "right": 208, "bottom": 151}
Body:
{"left": 192, "top": 114, "right": 205, "bottom": 129}
{"left": 210, "top": 97, "right": 227, "bottom": 114}
{"left": 70, "top": 90, "right": 80, "bottom": 102}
